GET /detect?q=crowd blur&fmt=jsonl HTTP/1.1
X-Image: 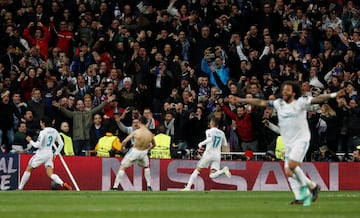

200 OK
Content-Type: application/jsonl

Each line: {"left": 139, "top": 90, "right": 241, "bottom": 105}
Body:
{"left": 1, "top": 0, "right": 360, "bottom": 162}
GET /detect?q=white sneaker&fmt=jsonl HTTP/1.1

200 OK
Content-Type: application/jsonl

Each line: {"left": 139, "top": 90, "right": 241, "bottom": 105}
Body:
{"left": 223, "top": 166, "right": 232, "bottom": 178}
{"left": 181, "top": 186, "right": 191, "bottom": 191}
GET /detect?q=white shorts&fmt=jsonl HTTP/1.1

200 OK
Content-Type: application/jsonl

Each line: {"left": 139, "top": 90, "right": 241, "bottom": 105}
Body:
{"left": 284, "top": 140, "right": 309, "bottom": 168}
{"left": 197, "top": 152, "right": 220, "bottom": 170}
{"left": 29, "top": 152, "right": 54, "bottom": 169}
{"left": 121, "top": 148, "right": 149, "bottom": 168}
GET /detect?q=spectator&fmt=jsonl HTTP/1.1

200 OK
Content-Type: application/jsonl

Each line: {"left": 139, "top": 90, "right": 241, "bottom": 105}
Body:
{"left": 20, "top": 67, "right": 42, "bottom": 101}
{"left": 0, "top": 90, "right": 15, "bottom": 152}
{"left": 95, "top": 121, "right": 122, "bottom": 157}
{"left": 53, "top": 95, "right": 116, "bottom": 155}
{"left": 22, "top": 109, "right": 40, "bottom": 139}
{"left": 344, "top": 99, "right": 360, "bottom": 155}
{"left": 89, "top": 113, "right": 105, "bottom": 151}
{"left": 59, "top": 121, "right": 74, "bottom": 156}
{"left": 70, "top": 41, "right": 96, "bottom": 76}
{"left": 151, "top": 125, "right": 171, "bottom": 159}
{"left": 352, "top": 147, "right": 360, "bottom": 162}
{"left": 23, "top": 22, "right": 50, "bottom": 60}
{"left": 12, "top": 122, "right": 28, "bottom": 153}
{"left": 218, "top": 95, "right": 259, "bottom": 152}
{"left": 27, "top": 88, "right": 46, "bottom": 123}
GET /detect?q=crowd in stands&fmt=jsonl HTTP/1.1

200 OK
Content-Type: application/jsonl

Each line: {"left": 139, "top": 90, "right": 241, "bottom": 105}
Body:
{"left": 1, "top": 0, "right": 360, "bottom": 162}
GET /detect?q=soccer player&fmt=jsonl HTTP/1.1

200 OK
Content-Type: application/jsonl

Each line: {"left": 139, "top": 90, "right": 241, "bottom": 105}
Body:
{"left": 112, "top": 116, "right": 155, "bottom": 191}
{"left": 18, "top": 117, "right": 72, "bottom": 190}
{"left": 232, "top": 80, "right": 345, "bottom": 206}
{"left": 182, "top": 117, "right": 232, "bottom": 191}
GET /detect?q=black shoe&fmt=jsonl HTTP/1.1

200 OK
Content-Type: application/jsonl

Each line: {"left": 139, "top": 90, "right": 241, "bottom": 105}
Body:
{"left": 289, "top": 200, "right": 303, "bottom": 205}
{"left": 110, "top": 187, "right": 118, "bottom": 191}
{"left": 311, "top": 184, "right": 321, "bottom": 202}
{"left": 147, "top": 186, "right": 152, "bottom": 191}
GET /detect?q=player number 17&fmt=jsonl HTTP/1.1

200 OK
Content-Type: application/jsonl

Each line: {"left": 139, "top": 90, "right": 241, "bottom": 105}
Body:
{"left": 212, "top": 136, "right": 221, "bottom": 148}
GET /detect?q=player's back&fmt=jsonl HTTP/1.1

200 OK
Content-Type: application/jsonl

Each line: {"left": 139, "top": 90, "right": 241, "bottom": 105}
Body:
{"left": 133, "top": 126, "right": 153, "bottom": 151}
{"left": 204, "top": 127, "right": 226, "bottom": 154}
{"left": 37, "top": 127, "right": 59, "bottom": 153}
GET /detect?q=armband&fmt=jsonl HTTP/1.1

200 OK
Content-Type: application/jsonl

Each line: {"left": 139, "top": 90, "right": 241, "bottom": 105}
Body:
{"left": 330, "top": 93, "right": 337, "bottom": 98}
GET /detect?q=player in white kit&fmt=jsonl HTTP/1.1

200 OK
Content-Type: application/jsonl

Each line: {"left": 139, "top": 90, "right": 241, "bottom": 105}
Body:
{"left": 233, "top": 81, "right": 345, "bottom": 206}
{"left": 18, "top": 117, "right": 72, "bottom": 190}
{"left": 182, "top": 117, "right": 231, "bottom": 191}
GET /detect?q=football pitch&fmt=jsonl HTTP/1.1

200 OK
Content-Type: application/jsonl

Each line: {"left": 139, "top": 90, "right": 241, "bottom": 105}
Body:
{"left": 0, "top": 191, "right": 358, "bottom": 218}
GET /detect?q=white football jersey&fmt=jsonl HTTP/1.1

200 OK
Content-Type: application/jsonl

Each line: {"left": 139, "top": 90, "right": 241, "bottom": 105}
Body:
{"left": 199, "top": 127, "right": 228, "bottom": 155}
{"left": 29, "top": 127, "right": 64, "bottom": 155}
{"left": 270, "top": 96, "right": 312, "bottom": 146}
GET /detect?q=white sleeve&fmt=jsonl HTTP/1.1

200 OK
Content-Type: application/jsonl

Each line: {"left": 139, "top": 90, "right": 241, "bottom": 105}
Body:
{"left": 198, "top": 137, "right": 212, "bottom": 148}
{"left": 54, "top": 131, "right": 64, "bottom": 155}
{"left": 29, "top": 131, "right": 44, "bottom": 148}
{"left": 222, "top": 132, "right": 228, "bottom": 147}
{"left": 297, "top": 96, "right": 313, "bottom": 110}
{"left": 267, "top": 122, "right": 280, "bottom": 134}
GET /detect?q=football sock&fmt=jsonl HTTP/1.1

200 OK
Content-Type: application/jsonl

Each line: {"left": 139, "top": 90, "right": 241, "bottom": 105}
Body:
{"left": 18, "top": 171, "right": 31, "bottom": 190}
{"left": 113, "top": 170, "right": 125, "bottom": 189}
{"left": 305, "top": 177, "right": 316, "bottom": 189}
{"left": 293, "top": 166, "right": 307, "bottom": 187}
{"left": 293, "top": 166, "right": 311, "bottom": 195}
{"left": 288, "top": 176, "right": 301, "bottom": 200}
{"left": 144, "top": 168, "right": 151, "bottom": 187}
{"left": 50, "top": 174, "right": 64, "bottom": 185}
{"left": 186, "top": 169, "right": 199, "bottom": 188}
{"left": 209, "top": 169, "right": 224, "bottom": 179}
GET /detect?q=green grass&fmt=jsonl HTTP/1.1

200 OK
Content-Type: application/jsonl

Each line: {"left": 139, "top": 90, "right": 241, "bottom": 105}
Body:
{"left": 0, "top": 191, "right": 358, "bottom": 218}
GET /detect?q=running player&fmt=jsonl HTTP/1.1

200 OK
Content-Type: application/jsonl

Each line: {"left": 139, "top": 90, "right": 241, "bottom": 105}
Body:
{"left": 112, "top": 116, "right": 155, "bottom": 191}
{"left": 18, "top": 116, "right": 72, "bottom": 190}
{"left": 182, "top": 117, "right": 231, "bottom": 191}
{"left": 233, "top": 80, "right": 344, "bottom": 206}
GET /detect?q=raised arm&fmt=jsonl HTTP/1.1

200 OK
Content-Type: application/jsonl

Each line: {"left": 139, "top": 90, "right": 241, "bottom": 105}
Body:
{"left": 310, "top": 89, "right": 345, "bottom": 104}
{"left": 231, "top": 95, "right": 269, "bottom": 107}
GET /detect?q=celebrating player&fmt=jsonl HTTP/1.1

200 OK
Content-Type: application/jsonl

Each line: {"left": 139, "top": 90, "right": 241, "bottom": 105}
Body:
{"left": 18, "top": 116, "right": 72, "bottom": 190}
{"left": 112, "top": 116, "right": 155, "bottom": 191}
{"left": 182, "top": 117, "right": 231, "bottom": 191}
{"left": 232, "top": 80, "right": 345, "bottom": 206}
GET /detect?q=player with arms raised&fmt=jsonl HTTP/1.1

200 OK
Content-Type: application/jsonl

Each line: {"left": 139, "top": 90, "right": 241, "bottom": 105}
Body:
{"left": 232, "top": 80, "right": 344, "bottom": 206}
{"left": 183, "top": 117, "right": 231, "bottom": 191}
{"left": 18, "top": 116, "right": 72, "bottom": 190}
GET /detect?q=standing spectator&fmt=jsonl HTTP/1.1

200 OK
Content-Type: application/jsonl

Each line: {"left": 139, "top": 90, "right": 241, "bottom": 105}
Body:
{"left": 344, "top": 99, "right": 360, "bottom": 155}
{"left": 143, "top": 108, "right": 160, "bottom": 134}
{"left": 73, "top": 75, "right": 91, "bottom": 99}
{"left": 54, "top": 21, "right": 74, "bottom": 57}
{"left": 20, "top": 67, "right": 42, "bottom": 101}
{"left": 12, "top": 91, "right": 27, "bottom": 130}
{"left": 59, "top": 121, "right": 74, "bottom": 156}
{"left": 27, "top": 88, "right": 46, "bottom": 124}
{"left": 117, "top": 77, "right": 139, "bottom": 109}
{"left": 53, "top": 95, "right": 116, "bottom": 155}
{"left": 95, "top": 122, "right": 122, "bottom": 157}
{"left": 0, "top": 90, "right": 14, "bottom": 152}
{"left": 70, "top": 41, "right": 96, "bottom": 76}
{"left": 192, "top": 25, "right": 214, "bottom": 68}
{"left": 22, "top": 109, "right": 40, "bottom": 140}
{"left": 201, "top": 56, "right": 230, "bottom": 91}
{"left": 12, "top": 122, "right": 28, "bottom": 153}
{"left": 218, "top": 96, "right": 259, "bottom": 152}
{"left": 23, "top": 22, "right": 51, "bottom": 60}
{"left": 89, "top": 113, "right": 105, "bottom": 151}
